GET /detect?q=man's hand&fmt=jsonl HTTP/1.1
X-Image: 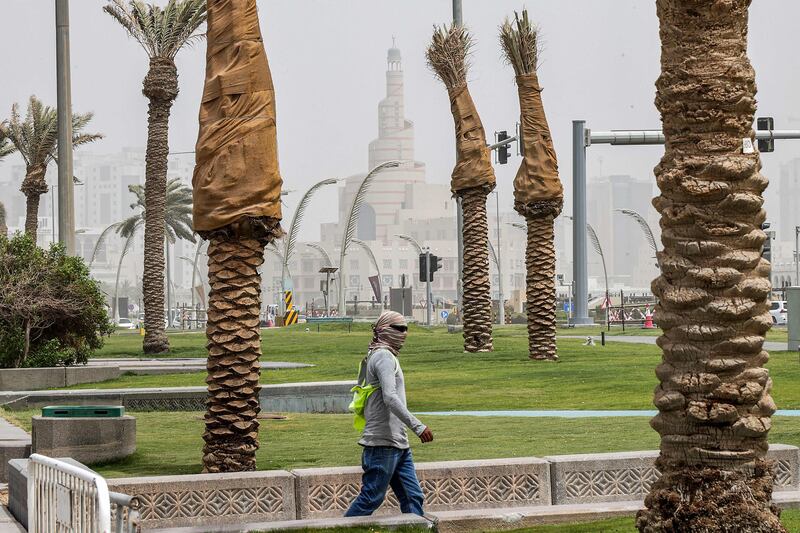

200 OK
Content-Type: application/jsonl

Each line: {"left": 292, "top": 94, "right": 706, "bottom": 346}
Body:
{"left": 419, "top": 427, "right": 434, "bottom": 443}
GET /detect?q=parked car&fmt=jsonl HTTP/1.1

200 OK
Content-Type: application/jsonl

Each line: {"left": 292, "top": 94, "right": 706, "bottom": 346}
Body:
{"left": 116, "top": 318, "right": 137, "bottom": 330}
{"left": 770, "top": 301, "right": 788, "bottom": 325}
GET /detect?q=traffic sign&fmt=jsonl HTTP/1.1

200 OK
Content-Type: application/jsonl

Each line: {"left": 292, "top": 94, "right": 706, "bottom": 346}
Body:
{"left": 440, "top": 310, "right": 449, "bottom": 320}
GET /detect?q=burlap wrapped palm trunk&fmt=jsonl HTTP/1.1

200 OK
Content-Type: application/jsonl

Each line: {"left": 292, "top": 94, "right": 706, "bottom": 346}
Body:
{"left": 637, "top": 1, "right": 783, "bottom": 531}
{"left": 193, "top": 0, "right": 283, "bottom": 473}
{"left": 446, "top": 86, "right": 496, "bottom": 353}
{"left": 512, "top": 73, "right": 563, "bottom": 361}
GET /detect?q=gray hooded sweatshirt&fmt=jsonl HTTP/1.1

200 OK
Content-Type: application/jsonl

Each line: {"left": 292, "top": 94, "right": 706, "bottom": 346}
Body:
{"left": 358, "top": 348, "right": 426, "bottom": 449}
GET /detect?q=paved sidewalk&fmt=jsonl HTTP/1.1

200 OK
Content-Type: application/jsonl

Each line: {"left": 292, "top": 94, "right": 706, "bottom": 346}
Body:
{"left": 85, "top": 358, "right": 312, "bottom": 375}
{"left": 560, "top": 334, "right": 790, "bottom": 352}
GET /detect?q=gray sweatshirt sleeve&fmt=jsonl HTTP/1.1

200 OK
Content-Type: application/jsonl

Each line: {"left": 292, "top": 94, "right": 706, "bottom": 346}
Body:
{"left": 373, "top": 351, "right": 426, "bottom": 436}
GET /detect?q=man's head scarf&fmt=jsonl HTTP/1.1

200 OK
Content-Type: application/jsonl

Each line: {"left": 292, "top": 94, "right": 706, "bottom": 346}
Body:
{"left": 369, "top": 311, "right": 408, "bottom": 356}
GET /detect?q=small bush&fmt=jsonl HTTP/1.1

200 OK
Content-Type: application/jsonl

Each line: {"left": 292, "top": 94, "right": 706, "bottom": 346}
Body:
{"left": 0, "top": 233, "right": 114, "bottom": 368}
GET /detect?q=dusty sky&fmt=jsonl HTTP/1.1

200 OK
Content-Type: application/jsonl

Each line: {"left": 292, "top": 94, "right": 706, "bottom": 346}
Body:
{"left": 1, "top": 0, "right": 799, "bottom": 241}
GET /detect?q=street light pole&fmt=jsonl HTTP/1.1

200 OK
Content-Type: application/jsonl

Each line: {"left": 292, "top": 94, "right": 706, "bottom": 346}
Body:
{"left": 795, "top": 226, "right": 799, "bottom": 286}
{"left": 453, "top": 0, "right": 464, "bottom": 318}
{"left": 56, "top": 0, "right": 75, "bottom": 255}
{"left": 495, "top": 192, "right": 505, "bottom": 325}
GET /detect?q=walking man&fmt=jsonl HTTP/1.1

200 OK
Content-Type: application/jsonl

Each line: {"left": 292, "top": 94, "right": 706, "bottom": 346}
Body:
{"left": 345, "top": 311, "right": 434, "bottom": 517}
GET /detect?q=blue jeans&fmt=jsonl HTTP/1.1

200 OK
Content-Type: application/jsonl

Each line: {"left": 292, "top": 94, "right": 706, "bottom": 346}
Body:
{"left": 345, "top": 446, "right": 425, "bottom": 517}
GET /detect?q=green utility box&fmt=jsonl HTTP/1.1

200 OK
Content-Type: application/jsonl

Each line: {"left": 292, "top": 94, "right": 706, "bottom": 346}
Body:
{"left": 41, "top": 406, "right": 125, "bottom": 418}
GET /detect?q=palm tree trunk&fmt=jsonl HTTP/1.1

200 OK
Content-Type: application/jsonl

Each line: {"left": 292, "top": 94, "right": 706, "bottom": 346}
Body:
{"left": 24, "top": 194, "right": 41, "bottom": 237}
{"left": 0, "top": 200, "right": 8, "bottom": 238}
{"left": 21, "top": 166, "right": 47, "bottom": 238}
{"left": 141, "top": 57, "right": 178, "bottom": 355}
{"left": 203, "top": 235, "right": 267, "bottom": 473}
{"left": 637, "top": 1, "right": 783, "bottom": 531}
{"left": 460, "top": 185, "right": 493, "bottom": 352}
{"left": 521, "top": 201, "right": 562, "bottom": 360}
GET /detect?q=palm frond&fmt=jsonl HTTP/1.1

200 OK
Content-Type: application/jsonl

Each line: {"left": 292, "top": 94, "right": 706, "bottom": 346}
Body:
{"left": 499, "top": 9, "right": 540, "bottom": 76}
{"left": 103, "top": 0, "right": 207, "bottom": 59}
{"left": 284, "top": 178, "right": 338, "bottom": 266}
{"left": 0, "top": 122, "right": 16, "bottom": 160}
{"left": 426, "top": 24, "right": 473, "bottom": 91}
{"left": 305, "top": 243, "right": 333, "bottom": 267}
{"left": 5, "top": 95, "right": 99, "bottom": 169}
{"left": 351, "top": 238, "right": 380, "bottom": 278}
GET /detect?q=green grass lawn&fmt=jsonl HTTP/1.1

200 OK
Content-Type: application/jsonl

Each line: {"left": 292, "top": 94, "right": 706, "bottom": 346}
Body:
{"left": 5, "top": 410, "right": 800, "bottom": 479}
{"left": 71, "top": 326, "right": 800, "bottom": 412}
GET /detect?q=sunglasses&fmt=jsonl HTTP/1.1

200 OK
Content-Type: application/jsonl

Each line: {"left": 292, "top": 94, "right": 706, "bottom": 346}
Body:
{"left": 389, "top": 324, "right": 408, "bottom": 333}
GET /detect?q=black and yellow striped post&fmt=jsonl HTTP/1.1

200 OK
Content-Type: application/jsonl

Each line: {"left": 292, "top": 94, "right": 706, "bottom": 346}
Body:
{"left": 283, "top": 290, "right": 298, "bottom": 325}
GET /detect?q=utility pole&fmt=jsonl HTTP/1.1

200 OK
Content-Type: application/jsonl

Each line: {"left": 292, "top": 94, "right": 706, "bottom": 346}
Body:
{"left": 795, "top": 226, "right": 799, "bottom": 286}
{"left": 56, "top": 0, "right": 75, "bottom": 255}
{"left": 495, "top": 192, "right": 505, "bottom": 325}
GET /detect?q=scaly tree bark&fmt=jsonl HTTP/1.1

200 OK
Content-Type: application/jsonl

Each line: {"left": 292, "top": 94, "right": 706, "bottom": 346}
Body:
{"left": 21, "top": 165, "right": 47, "bottom": 237}
{"left": 427, "top": 25, "right": 495, "bottom": 352}
{"left": 193, "top": 0, "right": 283, "bottom": 473}
{"left": 500, "top": 11, "right": 564, "bottom": 361}
{"left": 140, "top": 59, "right": 178, "bottom": 354}
{"left": 104, "top": 0, "right": 207, "bottom": 355}
{"left": 637, "top": 1, "right": 784, "bottom": 531}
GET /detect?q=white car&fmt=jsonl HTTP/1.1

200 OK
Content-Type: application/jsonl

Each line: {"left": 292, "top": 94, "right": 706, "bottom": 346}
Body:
{"left": 770, "top": 301, "right": 788, "bottom": 325}
{"left": 116, "top": 318, "right": 137, "bottom": 330}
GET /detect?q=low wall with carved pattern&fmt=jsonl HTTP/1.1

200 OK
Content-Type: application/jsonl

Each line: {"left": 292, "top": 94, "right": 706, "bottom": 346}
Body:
{"left": 545, "top": 444, "right": 799, "bottom": 505}
{"left": 107, "top": 470, "right": 296, "bottom": 529}
{"left": 100, "top": 445, "right": 799, "bottom": 529}
{"left": 293, "top": 458, "right": 551, "bottom": 519}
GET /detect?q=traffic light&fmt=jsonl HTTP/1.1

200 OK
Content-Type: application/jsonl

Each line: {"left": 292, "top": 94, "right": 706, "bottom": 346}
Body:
{"left": 762, "top": 222, "right": 773, "bottom": 263}
{"left": 496, "top": 131, "right": 510, "bottom": 165}
{"left": 419, "top": 253, "right": 443, "bottom": 282}
{"left": 757, "top": 117, "right": 774, "bottom": 153}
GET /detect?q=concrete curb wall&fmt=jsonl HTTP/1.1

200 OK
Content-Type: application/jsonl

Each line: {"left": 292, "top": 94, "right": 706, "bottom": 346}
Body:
{"left": 0, "top": 381, "right": 356, "bottom": 413}
{"left": 92, "top": 445, "right": 798, "bottom": 529}
{"left": 0, "top": 366, "right": 121, "bottom": 391}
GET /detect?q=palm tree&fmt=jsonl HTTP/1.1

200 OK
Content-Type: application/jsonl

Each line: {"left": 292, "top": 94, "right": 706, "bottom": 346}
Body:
{"left": 499, "top": 11, "right": 563, "bottom": 361}
{"left": 90, "top": 178, "right": 194, "bottom": 321}
{"left": 427, "top": 25, "right": 496, "bottom": 352}
{"left": 4, "top": 96, "right": 101, "bottom": 237}
{"left": 193, "top": 0, "right": 283, "bottom": 473}
{"left": 103, "top": 0, "right": 207, "bottom": 354}
{"left": 0, "top": 125, "right": 13, "bottom": 238}
{"left": 637, "top": 2, "right": 784, "bottom": 531}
